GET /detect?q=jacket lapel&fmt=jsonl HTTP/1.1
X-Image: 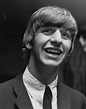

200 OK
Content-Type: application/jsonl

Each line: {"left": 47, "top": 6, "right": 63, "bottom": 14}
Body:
{"left": 13, "top": 74, "right": 33, "bottom": 109}
{"left": 57, "top": 81, "right": 71, "bottom": 109}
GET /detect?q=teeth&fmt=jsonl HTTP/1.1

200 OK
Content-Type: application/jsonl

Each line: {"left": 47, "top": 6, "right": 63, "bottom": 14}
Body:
{"left": 45, "top": 48, "right": 62, "bottom": 55}
{"left": 47, "top": 49, "right": 58, "bottom": 53}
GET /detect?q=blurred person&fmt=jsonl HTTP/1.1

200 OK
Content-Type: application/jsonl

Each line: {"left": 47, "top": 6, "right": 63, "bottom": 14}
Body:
{"left": 0, "top": 5, "right": 86, "bottom": 109}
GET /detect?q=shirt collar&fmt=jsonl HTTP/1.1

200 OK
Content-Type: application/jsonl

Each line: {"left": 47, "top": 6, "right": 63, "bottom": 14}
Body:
{"left": 23, "top": 66, "right": 58, "bottom": 102}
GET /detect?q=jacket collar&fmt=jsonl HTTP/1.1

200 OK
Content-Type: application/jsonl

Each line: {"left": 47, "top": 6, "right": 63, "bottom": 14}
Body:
{"left": 13, "top": 74, "right": 70, "bottom": 109}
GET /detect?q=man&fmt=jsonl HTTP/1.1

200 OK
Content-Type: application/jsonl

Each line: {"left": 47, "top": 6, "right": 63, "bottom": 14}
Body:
{"left": 0, "top": 5, "right": 86, "bottom": 109}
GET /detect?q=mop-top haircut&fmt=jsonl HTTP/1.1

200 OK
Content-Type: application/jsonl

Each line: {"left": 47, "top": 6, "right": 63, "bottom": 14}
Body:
{"left": 23, "top": 5, "right": 78, "bottom": 60}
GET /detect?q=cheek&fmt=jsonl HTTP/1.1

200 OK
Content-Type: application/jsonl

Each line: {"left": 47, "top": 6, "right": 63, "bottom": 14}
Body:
{"left": 63, "top": 40, "right": 72, "bottom": 52}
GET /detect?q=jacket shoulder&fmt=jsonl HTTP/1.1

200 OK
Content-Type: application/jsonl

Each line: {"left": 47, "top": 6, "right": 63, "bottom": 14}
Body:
{"left": 61, "top": 82, "right": 86, "bottom": 108}
{"left": 0, "top": 77, "right": 17, "bottom": 108}
{"left": 61, "top": 82, "right": 85, "bottom": 98}
{"left": 0, "top": 77, "right": 16, "bottom": 98}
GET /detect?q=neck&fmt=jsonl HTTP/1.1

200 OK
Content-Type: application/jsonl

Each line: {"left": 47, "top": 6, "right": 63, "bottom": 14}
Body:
{"left": 28, "top": 55, "right": 60, "bottom": 85}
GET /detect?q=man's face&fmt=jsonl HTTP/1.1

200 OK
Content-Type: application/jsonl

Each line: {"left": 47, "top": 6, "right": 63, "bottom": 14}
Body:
{"left": 31, "top": 26, "right": 72, "bottom": 67}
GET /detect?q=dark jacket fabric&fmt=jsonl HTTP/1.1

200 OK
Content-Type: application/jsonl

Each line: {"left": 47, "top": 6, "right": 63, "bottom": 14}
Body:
{"left": 0, "top": 74, "right": 86, "bottom": 109}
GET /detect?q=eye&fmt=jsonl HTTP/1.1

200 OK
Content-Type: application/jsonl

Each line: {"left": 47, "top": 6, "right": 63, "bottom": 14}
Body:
{"left": 60, "top": 29, "right": 71, "bottom": 40}
{"left": 42, "top": 27, "right": 55, "bottom": 35}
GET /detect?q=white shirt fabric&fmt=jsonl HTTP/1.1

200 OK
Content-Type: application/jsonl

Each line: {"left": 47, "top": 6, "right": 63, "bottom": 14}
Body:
{"left": 23, "top": 67, "right": 58, "bottom": 109}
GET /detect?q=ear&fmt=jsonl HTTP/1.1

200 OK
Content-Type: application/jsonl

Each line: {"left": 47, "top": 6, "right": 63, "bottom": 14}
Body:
{"left": 23, "top": 31, "right": 33, "bottom": 49}
{"left": 26, "top": 42, "right": 33, "bottom": 49}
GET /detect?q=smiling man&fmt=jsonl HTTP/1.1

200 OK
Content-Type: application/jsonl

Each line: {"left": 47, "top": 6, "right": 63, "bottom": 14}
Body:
{"left": 0, "top": 5, "right": 86, "bottom": 109}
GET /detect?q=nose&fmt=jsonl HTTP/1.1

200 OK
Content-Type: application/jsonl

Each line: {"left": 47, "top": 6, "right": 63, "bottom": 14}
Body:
{"left": 50, "top": 29, "right": 62, "bottom": 46}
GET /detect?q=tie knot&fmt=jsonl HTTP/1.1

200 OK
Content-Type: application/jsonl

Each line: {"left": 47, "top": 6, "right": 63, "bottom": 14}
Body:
{"left": 45, "top": 86, "right": 52, "bottom": 100}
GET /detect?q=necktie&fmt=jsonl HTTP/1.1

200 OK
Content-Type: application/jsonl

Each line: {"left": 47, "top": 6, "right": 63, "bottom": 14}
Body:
{"left": 43, "top": 86, "right": 52, "bottom": 109}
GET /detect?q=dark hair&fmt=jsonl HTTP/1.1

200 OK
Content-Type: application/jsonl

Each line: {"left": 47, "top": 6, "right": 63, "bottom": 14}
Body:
{"left": 22, "top": 5, "right": 78, "bottom": 61}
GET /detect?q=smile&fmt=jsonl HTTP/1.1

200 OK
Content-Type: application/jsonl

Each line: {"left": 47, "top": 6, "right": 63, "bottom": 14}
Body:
{"left": 44, "top": 48, "right": 63, "bottom": 55}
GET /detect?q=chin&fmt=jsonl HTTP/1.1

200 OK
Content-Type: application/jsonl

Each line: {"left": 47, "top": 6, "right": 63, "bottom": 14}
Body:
{"left": 41, "top": 59, "right": 63, "bottom": 67}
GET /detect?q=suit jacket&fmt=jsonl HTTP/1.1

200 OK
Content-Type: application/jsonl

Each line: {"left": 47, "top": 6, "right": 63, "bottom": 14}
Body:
{"left": 0, "top": 74, "right": 86, "bottom": 109}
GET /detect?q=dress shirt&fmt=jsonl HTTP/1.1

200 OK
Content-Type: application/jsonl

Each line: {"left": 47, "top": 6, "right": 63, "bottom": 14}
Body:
{"left": 23, "top": 67, "right": 58, "bottom": 109}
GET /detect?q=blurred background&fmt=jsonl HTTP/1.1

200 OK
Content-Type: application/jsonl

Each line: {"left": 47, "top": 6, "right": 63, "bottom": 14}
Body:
{"left": 0, "top": 0, "right": 86, "bottom": 96}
